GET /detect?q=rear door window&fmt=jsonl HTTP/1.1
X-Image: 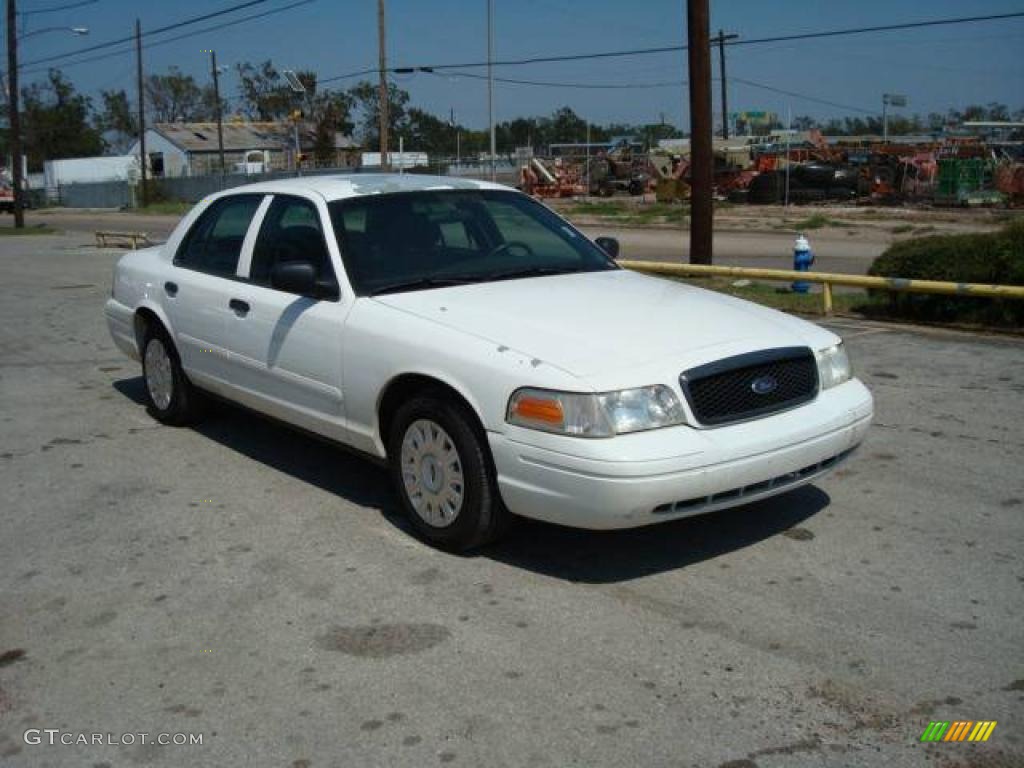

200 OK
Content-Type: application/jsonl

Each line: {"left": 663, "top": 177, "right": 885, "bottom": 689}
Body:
{"left": 175, "top": 195, "right": 263, "bottom": 277}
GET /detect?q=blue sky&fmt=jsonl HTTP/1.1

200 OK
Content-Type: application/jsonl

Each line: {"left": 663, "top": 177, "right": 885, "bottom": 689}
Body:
{"left": 14, "top": 0, "right": 1024, "bottom": 129}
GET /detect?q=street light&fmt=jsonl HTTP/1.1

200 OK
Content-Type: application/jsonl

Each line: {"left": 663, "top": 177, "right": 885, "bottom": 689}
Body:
{"left": 5, "top": 0, "right": 90, "bottom": 230}
{"left": 486, "top": 0, "right": 495, "bottom": 181}
{"left": 882, "top": 93, "right": 907, "bottom": 144}
{"left": 282, "top": 69, "right": 306, "bottom": 175}
{"left": 18, "top": 25, "right": 88, "bottom": 40}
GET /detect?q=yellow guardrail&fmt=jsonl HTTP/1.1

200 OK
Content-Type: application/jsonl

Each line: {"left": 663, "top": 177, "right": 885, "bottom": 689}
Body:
{"left": 618, "top": 260, "right": 1024, "bottom": 315}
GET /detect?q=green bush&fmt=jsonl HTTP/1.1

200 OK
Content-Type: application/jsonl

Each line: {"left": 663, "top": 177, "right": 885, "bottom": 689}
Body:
{"left": 866, "top": 219, "right": 1024, "bottom": 326}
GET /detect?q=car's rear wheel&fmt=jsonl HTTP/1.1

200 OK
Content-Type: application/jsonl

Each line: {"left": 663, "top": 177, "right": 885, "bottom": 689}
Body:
{"left": 388, "top": 394, "right": 508, "bottom": 551}
{"left": 142, "top": 327, "right": 203, "bottom": 426}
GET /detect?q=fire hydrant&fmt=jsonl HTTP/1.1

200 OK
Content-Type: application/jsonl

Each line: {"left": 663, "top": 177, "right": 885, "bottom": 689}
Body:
{"left": 792, "top": 233, "right": 814, "bottom": 293}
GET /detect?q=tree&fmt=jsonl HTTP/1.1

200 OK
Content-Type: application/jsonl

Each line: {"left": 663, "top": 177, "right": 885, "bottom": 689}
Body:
{"left": 547, "top": 106, "right": 587, "bottom": 143}
{"left": 94, "top": 89, "right": 137, "bottom": 135}
{"left": 926, "top": 112, "right": 946, "bottom": 132}
{"left": 146, "top": 67, "right": 220, "bottom": 123}
{"left": 19, "top": 69, "right": 103, "bottom": 170}
{"left": 347, "top": 80, "right": 410, "bottom": 147}
{"left": 985, "top": 102, "right": 1010, "bottom": 122}
{"left": 404, "top": 107, "right": 454, "bottom": 156}
{"left": 792, "top": 115, "right": 817, "bottom": 131}
{"left": 961, "top": 104, "right": 987, "bottom": 122}
{"left": 235, "top": 60, "right": 292, "bottom": 121}
{"left": 310, "top": 90, "right": 355, "bottom": 164}
{"left": 633, "top": 121, "right": 683, "bottom": 147}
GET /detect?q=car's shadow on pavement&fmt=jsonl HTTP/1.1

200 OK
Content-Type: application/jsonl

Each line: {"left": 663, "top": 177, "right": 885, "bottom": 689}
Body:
{"left": 115, "top": 376, "right": 830, "bottom": 583}
{"left": 484, "top": 487, "right": 828, "bottom": 583}
{"left": 114, "top": 377, "right": 394, "bottom": 511}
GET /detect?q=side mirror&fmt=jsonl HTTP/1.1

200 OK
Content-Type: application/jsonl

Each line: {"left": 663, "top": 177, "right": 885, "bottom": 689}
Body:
{"left": 270, "top": 260, "right": 317, "bottom": 296}
{"left": 595, "top": 236, "right": 620, "bottom": 260}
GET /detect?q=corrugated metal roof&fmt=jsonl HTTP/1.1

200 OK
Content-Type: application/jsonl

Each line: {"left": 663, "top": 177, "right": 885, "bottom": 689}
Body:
{"left": 152, "top": 122, "right": 357, "bottom": 153}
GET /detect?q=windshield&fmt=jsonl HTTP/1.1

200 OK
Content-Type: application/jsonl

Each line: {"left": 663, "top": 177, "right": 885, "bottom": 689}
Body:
{"left": 328, "top": 189, "right": 617, "bottom": 296}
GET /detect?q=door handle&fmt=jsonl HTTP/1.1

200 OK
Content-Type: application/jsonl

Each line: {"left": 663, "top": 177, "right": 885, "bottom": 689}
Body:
{"left": 229, "top": 298, "right": 250, "bottom": 315}
{"left": 164, "top": 281, "right": 178, "bottom": 296}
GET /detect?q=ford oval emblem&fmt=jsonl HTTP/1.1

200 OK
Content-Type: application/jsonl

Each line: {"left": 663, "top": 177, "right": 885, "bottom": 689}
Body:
{"left": 750, "top": 375, "right": 778, "bottom": 395}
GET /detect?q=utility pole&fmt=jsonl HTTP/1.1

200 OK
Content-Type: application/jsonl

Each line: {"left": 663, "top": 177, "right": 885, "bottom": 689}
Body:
{"left": 712, "top": 29, "right": 738, "bottom": 139}
{"left": 882, "top": 95, "right": 888, "bottom": 143}
{"left": 211, "top": 50, "right": 225, "bottom": 178}
{"left": 881, "top": 93, "right": 907, "bottom": 145}
{"left": 687, "top": 0, "right": 713, "bottom": 265}
{"left": 450, "top": 107, "right": 461, "bottom": 168}
{"left": 135, "top": 18, "right": 147, "bottom": 207}
{"left": 487, "top": 0, "right": 495, "bottom": 181}
{"left": 377, "top": 0, "right": 389, "bottom": 170}
{"left": 7, "top": 0, "right": 24, "bottom": 228}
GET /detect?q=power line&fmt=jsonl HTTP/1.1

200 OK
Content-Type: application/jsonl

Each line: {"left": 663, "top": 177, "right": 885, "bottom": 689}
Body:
{"left": 427, "top": 68, "right": 874, "bottom": 118}
{"left": 729, "top": 12, "right": 1024, "bottom": 49}
{"left": 19, "top": 0, "right": 313, "bottom": 76}
{"left": 430, "top": 69, "right": 684, "bottom": 90}
{"left": 19, "top": 0, "right": 273, "bottom": 69}
{"left": 429, "top": 68, "right": 874, "bottom": 116}
{"left": 405, "top": 44, "right": 685, "bottom": 72}
{"left": 319, "top": 67, "right": 377, "bottom": 85}
{"left": 20, "top": 0, "right": 98, "bottom": 16}
{"left": 380, "top": 10, "right": 1024, "bottom": 73}
{"left": 731, "top": 75, "right": 874, "bottom": 115}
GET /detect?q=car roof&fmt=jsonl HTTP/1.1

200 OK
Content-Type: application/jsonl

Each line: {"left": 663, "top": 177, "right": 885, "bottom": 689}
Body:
{"left": 214, "top": 173, "right": 511, "bottom": 202}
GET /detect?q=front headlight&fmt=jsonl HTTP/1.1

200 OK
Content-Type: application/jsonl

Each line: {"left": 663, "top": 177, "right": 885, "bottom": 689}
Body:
{"left": 507, "top": 385, "right": 686, "bottom": 437}
{"left": 816, "top": 342, "right": 852, "bottom": 389}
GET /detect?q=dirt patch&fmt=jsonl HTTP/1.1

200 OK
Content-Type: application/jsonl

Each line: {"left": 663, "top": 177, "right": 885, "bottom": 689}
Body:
{"left": 316, "top": 623, "right": 451, "bottom": 658}
{"left": 0, "top": 649, "right": 26, "bottom": 667}
{"left": 750, "top": 737, "right": 821, "bottom": 758}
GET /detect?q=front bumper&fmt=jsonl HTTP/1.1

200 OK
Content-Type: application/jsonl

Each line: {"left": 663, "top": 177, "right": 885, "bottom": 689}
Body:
{"left": 488, "top": 378, "right": 873, "bottom": 529}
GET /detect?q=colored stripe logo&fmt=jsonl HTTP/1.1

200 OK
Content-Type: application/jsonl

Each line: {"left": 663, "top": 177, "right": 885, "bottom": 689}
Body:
{"left": 921, "top": 721, "right": 997, "bottom": 742}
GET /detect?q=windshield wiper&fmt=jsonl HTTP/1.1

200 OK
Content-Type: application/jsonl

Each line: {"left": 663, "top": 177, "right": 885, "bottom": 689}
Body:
{"left": 483, "top": 265, "right": 580, "bottom": 281}
{"left": 370, "top": 266, "right": 585, "bottom": 295}
{"left": 369, "top": 276, "right": 483, "bottom": 296}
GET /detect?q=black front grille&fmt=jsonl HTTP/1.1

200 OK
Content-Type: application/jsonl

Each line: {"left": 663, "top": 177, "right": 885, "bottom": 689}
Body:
{"left": 680, "top": 347, "right": 818, "bottom": 426}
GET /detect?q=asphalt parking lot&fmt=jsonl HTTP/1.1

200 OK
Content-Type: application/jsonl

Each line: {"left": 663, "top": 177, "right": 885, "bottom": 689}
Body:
{"left": 1, "top": 232, "right": 1022, "bottom": 768}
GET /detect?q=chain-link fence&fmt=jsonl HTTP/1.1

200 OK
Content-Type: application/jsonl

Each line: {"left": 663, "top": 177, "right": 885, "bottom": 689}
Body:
{"left": 41, "top": 161, "right": 526, "bottom": 209}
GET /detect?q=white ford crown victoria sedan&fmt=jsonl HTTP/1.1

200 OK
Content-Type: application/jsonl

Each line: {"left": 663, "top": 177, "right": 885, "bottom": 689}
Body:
{"left": 105, "top": 174, "right": 872, "bottom": 550}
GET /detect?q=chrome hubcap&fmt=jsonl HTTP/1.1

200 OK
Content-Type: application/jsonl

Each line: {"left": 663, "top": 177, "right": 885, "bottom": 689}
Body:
{"left": 144, "top": 338, "right": 174, "bottom": 411}
{"left": 400, "top": 419, "right": 464, "bottom": 528}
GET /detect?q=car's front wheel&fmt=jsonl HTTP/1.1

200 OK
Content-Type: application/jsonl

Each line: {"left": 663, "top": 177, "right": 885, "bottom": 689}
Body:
{"left": 142, "top": 327, "right": 203, "bottom": 426}
{"left": 388, "top": 394, "right": 508, "bottom": 551}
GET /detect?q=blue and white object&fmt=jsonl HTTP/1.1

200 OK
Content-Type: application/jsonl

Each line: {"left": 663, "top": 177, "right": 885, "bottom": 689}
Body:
{"left": 792, "top": 233, "right": 815, "bottom": 293}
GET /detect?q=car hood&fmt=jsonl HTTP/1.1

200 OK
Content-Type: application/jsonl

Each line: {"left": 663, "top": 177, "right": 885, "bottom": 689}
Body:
{"left": 372, "top": 269, "right": 836, "bottom": 379}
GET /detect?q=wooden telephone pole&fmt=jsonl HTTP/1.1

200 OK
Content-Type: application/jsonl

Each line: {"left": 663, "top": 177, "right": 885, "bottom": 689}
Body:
{"left": 712, "top": 29, "right": 738, "bottom": 139}
{"left": 211, "top": 50, "right": 225, "bottom": 177}
{"left": 6, "top": 0, "right": 24, "bottom": 228}
{"left": 687, "top": 0, "right": 713, "bottom": 265}
{"left": 377, "top": 0, "right": 389, "bottom": 170}
{"left": 135, "top": 18, "right": 147, "bottom": 207}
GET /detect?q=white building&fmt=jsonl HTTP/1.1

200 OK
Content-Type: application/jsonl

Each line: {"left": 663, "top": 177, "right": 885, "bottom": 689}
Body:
{"left": 127, "top": 122, "right": 359, "bottom": 177}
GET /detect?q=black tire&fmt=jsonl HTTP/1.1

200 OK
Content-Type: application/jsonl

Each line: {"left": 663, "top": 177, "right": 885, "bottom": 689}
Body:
{"left": 793, "top": 163, "right": 835, "bottom": 187}
{"left": 141, "top": 324, "right": 204, "bottom": 426}
{"left": 388, "top": 393, "right": 508, "bottom": 552}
